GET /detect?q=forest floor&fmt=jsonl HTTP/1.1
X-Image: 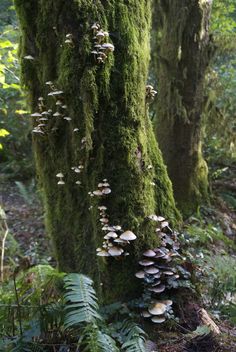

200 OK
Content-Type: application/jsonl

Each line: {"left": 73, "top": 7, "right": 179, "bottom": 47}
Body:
{"left": 0, "top": 173, "right": 236, "bottom": 352}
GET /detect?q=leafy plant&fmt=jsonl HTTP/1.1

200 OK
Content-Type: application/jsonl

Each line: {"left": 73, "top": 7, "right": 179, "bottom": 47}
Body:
{"left": 64, "top": 274, "right": 102, "bottom": 328}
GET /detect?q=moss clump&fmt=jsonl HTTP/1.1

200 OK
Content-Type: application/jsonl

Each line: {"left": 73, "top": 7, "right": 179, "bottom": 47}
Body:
{"left": 153, "top": 0, "right": 214, "bottom": 217}
{"left": 15, "top": 0, "right": 180, "bottom": 301}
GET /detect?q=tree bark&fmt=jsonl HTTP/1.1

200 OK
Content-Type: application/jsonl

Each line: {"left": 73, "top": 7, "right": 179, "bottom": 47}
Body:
{"left": 154, "top": 0, "right": 214, "bottom": 216}
{"left": 15, "top": 0, "right": 180, "bottom": 300}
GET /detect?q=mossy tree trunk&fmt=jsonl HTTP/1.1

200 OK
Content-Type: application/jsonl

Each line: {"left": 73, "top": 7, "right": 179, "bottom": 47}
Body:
{"left": 154, "top": 0, "right": 214, "bottom": 216}
{"left": 15, "top": 0, "right": 180, "bottom": 300}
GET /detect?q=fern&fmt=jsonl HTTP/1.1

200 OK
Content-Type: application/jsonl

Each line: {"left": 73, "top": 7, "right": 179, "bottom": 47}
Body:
{"left": 64, "top": 274, "right": 101, "bottom": 328}
{"left": 120, "top": 321, "right": 146, "bottom": 352}
{"left": 79, "top": 323, "right": 119, "bottom": 352}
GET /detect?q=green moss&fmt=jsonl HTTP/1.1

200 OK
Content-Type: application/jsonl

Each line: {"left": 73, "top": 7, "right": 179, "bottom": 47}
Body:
{"left": 15, "top": 0, "right": 180, "bottom": 301}
{"left": 154, "top": 0, "right": 213, "bottom": 217}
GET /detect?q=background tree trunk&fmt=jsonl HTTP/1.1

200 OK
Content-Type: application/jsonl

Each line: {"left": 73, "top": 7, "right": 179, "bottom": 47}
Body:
{"left": 154, "top": 0, "right": 214, "bottom": 216}
{"left": 15, "top": 0, "right": 180, "bottom": 301}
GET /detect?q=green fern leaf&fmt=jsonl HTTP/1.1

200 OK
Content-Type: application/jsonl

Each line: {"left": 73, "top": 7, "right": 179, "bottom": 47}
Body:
{"left": 64, "top": 274, "right": 101, "bottom": 328}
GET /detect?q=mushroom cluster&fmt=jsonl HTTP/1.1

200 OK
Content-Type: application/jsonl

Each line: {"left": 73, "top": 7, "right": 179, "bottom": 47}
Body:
{"left": 91, "top": 180, "right": 137, "bottom": 257}
{"left": 135, "top": 215, "right": 188, "bottom": 324}
{"left": 146, "top": 85, "right": 157, "bottom": 101}
{"left": 91, "top": 23, "right": 115, "bottom": 64}
{"left": 65, "top": 33, "right": 73, "bottom": 46}
{"left": 97, "top": 228, "right": 136, "bottom": 258}
{"left": 31, "top": 80, "right": 80, "bottom": 135}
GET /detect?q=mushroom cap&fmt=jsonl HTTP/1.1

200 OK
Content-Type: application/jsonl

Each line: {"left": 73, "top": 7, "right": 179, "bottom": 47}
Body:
{"left": 141, "top": 311, "right": 152, "bottom": 318}
{"left": 57, "top": 180, "right": 65, "bottom": 185}
{"left": 163, "top": 271, "right": 174, "bottom": 276}
{"left": 24, "top": 55, "right": 34, "bottom": 60}
{"left": 102, "top": 188, "right": 111, "bottom": 195}
{"left": 93, "top": 190, "right": 103, "bottom": 196}
{"left": 56, "top": 173, "right": 64, "bottom": 178}
{"left": 161, "top": 221, "right": 169, "bottom": 228}
{"left": 96, "top": 31, "right": 105, "bottom": 37}
{"left": 104, "top": 232, "right": 117, "bottom": 239}
{"left": 97, "top": 250, "right": 110, "bottom": 257}
{"left": 144, "top": 267, "right": 160, "bottom": 275}
{"left": 151, "top": 316, "right": 165, "bottom": 323}
{"left": 148, "top": 285, "right": 165, "bottom": 293}
{"left": 143, "top": 249, "right": 156, "bottom": 257}
{"left": 135, "top": 271, "right": 145, "bottom": 279}
{"left": 148, "top": 303, "right": 166, "bottom": 316}
{"left": 148, "top": 214, "right": 159, "bottom": 221}
{"left": 138, "top": 259, "right": 154, "bottom": 266}
{"left": 98, "top": 206, "right": 107, "bottom": 210}
{"left": 114, "top": 238, "right": 129, "bottom": 244}
{"left": 31, "top": 112, "right": 42, "bottom": 117}
{"left": 108, "top": 246, "right": 123, "bottom": 256}
{"left": 53, "top": 112, "right": 61, "bottom": 117}
{"left": 156, "top": 216, "right": 165, "bottom": 222}
{"left": 120, "top": 230, "right": 136, "bottom": 241}
{"left": 75, "top": 181, "right": 81, "bottom": 185}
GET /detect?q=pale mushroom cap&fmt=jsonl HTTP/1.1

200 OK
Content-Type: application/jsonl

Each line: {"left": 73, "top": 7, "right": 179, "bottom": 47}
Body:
{"left": 31, "top": 112, "right": 42, "bottom": 117}
{"left": 143, "top": 249, "right": 156, "bottom": 257}
{"left": 24, "top": 55, "right": 34, "bottom": 60}
{"left": 148, "top": 285, "right": 165, "bottom": 293}
{"left": 114, "top": 238, "right": 128, "bottom": 244}
{"left": 120, "top": 230, "right": 136, "bottom": 241}
{"left": 108, "top": 246, "right": 123, "bottom": 256}
{"left": 102, "top": 188, "right": 111, "bottom": 195}
{"left": 57, "top": 180, "right": 65, "bottom": 185}
{"left": 144, "top": 267, "right": 160, "bottom": 275}
{"left": 161, "top": 221, "right": 169, "bottom": 228}
{"left": 106, "top": 231, "right": 118, "bottom": 238}
{"left": 142, "top": 311, "right": 152, "bottom": 318}
{"left": 138, "top": 259, "right": 154, "bottom": 266}
{"left": 151, "top": 316, "right": 165, "bottom": 323}
{"left": 156, "top": 216, "right": 165, "bottom": 222}
{"left": 148, "top": 303, "right": 166, "bottom": 316}
{"left": 97, "top": 250, "right": 110, "bottom": 257}
{"left": 96, "top": 31, "right": 105, "bottom": 37}
{"left": 135, "top": 271, "right": 145, "bottom": 279}
{"left": 56, "top": 173, "right": 64, "bottom": 178}
{"left": 93, "top": 190, "right": 103, "bottom": 196}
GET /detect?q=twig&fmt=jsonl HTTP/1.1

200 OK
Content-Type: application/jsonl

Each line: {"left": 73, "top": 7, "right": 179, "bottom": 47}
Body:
{"left": 0, "top": 215, "right": 9, "bottom": 282}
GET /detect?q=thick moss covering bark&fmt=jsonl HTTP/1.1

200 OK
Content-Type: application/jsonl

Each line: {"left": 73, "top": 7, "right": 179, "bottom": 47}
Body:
{"left": 15, "top": 0, "right": 180, "bottom": 300}
{"left": 154, "top": 0, "right": 215, "bottom": 216}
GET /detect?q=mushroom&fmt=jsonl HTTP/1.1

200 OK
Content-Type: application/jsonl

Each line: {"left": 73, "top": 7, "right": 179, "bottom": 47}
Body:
{"left": 148, "top": 285, "right": 165, "bottom": 293}
{"left": 108, "top": 246, "right": 123, "bottom": 256}
{"left": 75, "top": 181, "right": 81, "bottom": 185}
{"left": 31, "top": 112, "right": 42, "bottom": 117}
{"left": 56, "top": 173, "right": 64, "bottom": 178}
{"left": 143, "top": 249, "right": 156, "bottom": 257}
{"left": 141, "top": 311, "right": 152, "bottom": 318}
{"left": 102, "top": 188, "right": 111, "bottom": 194}
{"left": 97, "top": 250, "right": 110, "bottom": 257}
{"left": 148, "top": 302, "right": 166, "bottom": 316}
{"left": 53, "top": 112, "right": 61, "bottom": 117}
{"left": 57, "top": 180, "right": 65, "bottom": 185}
{"left": 104, "top": 231, "right": 117, "bottom": 239}
{"left": 144, "top": 267, "right": 160, "bottom": 275}
{"left": 93, "top": 190, "right": 103, "bottom": 196}
{"left": 151, "top": 316, "right": 165, "bottom": 324}
{"left": 120, "top": 230, "right": 136, "bottom": 241}
{"left": 24, "top": 55, "right": 35, "bottom": 60}
{"left": 139, "top": 259, "right": 154, "bottom": 266}
{"left": 135, "top": 271, "right": 145, "bottom": 279}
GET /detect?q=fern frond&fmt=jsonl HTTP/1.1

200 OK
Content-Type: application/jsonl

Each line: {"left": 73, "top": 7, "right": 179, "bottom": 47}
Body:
{"left": 79, "top": 323, "right": 119, "bottom": 352}
{"left": 120, "top": 321, "right": 146, "bottom": 352}
{"left": 64, "top": 274, "right": 101, "bottom": 328}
